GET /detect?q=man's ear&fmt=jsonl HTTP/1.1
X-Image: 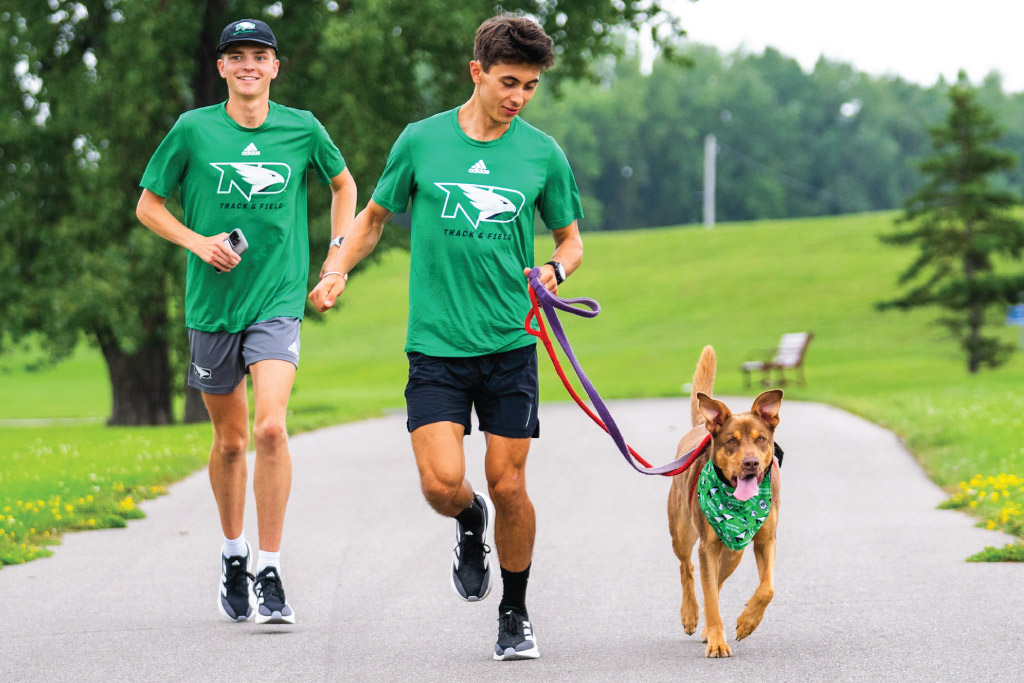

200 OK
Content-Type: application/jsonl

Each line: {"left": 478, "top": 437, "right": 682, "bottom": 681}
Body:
{"left": 697, "top": 392, "right": 731, "bottom": 435}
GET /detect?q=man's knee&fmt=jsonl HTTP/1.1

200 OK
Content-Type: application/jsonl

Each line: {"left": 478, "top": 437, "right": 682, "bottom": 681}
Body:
{"left": 212, "top": 432, "right": 249, "bottom": 459}
{"left": 253, "top": 418, "right": 287, "bottom": 446}
{"left": 487, "top": 469, "right": 528, "bottom": 508}
{"left": 420, "top": 470, "right": 464, "bottom": 507}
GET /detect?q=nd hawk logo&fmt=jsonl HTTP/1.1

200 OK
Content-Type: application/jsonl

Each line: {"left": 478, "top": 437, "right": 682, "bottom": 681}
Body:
{"left": 210, "top": 162, "right": 292, "bottom": 201}
{"left": 434, "top": 183, "right": 526, "bottom": 229}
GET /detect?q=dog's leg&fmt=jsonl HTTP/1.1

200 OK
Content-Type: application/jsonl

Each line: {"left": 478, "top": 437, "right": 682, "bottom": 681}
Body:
{"left": 672, "top": 519, "right": 700, "bottom": 635}
{"left": 668, "top": 485, "right": 700, "bottom": 635}
{"left": 717, "top": 548, "right": 743, "bottom": 589}
{"left": 736, "top": 518, "right": 777, "bottom": 641}
{"left": 697, "top": 540, "right": 731, "bottom": 658}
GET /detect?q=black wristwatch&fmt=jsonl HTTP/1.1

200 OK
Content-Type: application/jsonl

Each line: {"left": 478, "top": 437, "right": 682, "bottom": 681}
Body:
{"left": 545, "top": 260, "right": 566, "bottom": 284}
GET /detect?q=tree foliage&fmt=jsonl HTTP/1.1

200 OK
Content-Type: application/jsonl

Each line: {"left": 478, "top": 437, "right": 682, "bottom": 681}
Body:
{"left": 0, "top": 0, "right": 687, "bottom": 425}
{"left": 525, "top": 45, "right": 954, "bottom": 229}
{"left": 878, "top": 72, "right": 1024, "bottom": 373}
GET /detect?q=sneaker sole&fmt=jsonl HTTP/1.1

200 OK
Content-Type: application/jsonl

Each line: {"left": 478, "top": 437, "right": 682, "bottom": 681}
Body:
{"left": 217, "top": 540, "right": 255, "bottom": 622}
{"left": 255, "top": 609, "right": 296, "bottom": 625}
{"left": 493, "top": 645, "right": 541, "bottom": 661}
{"left": 450, "top": 491, "right": 495, "bottom": 602}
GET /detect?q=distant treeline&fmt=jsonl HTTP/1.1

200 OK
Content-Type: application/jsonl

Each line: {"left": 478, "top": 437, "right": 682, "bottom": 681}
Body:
{"left": 524, "top": 44, "right": 1024, "bottom": 230}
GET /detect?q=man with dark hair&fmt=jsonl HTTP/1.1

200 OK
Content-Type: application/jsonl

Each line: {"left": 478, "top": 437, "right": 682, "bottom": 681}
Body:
{"left": 137, "top": 18, "right": 357, "bottom": 625}
{"left": 310, "top": 13, "right": 582, "bottom": 660}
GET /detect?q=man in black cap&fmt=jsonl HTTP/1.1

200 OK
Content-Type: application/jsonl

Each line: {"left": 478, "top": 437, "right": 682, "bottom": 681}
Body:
{"left": 137, "top": 18, "right": 357, "bottom": 625}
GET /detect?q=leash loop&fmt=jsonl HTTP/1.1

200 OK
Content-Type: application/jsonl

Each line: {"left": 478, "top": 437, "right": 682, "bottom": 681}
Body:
{"left": 526, "top": 268, "right": 709, "bottom": 477}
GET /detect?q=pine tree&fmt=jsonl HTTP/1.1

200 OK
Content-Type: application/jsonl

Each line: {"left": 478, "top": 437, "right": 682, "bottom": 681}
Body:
{"left": 879, "top": 71, "right": 1024, "bottom": 373}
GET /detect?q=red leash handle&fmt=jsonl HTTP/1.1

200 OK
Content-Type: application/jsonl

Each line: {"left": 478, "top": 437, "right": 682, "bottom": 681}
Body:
{"left": 526, "top": 287, "right": 709, "bottom": 477}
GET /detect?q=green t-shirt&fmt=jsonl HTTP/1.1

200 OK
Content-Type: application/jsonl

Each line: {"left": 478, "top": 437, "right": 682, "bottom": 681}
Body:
{"left": 140, "top": 101, "right": 346, "bottom": 332}
{"left": 372, "top": 108, "right": 584, "bottom": 357}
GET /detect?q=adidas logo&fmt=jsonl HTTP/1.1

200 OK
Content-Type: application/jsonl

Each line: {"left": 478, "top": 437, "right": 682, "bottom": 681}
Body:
{"left": 468, "top": 159, "right": 490, "bottom": 174}
{"left": 287, "top": 340, "right": 299, "bottom": 355}
{"left": 242, "top": 142, "right": 260, "bottom": 156}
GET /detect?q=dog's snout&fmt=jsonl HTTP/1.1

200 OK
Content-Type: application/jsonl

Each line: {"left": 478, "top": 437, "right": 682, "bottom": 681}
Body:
{"left": 742, "top": 456, "right": 760, "bottom": 473}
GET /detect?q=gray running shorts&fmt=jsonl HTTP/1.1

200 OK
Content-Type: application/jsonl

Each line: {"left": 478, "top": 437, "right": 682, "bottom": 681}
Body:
{"left": 187, "top": 316, "right": 301, "bottom": 394}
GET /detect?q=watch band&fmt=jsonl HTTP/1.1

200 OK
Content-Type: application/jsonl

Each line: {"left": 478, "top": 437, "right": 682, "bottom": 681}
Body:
{"left": 329, "top": 235, "right": 344, "bottom": 248}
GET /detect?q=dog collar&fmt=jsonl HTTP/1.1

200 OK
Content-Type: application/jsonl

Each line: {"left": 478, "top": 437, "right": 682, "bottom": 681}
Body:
{"left": 696, "top": 458, "right": 772, "bottom": 551}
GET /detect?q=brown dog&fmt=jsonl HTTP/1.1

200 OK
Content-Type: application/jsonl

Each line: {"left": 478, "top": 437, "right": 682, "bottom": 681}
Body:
{"left": 667, "top": 346, "right": 782, "bottom": 658}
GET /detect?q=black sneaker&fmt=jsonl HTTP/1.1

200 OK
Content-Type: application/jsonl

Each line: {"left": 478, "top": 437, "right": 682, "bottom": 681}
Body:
{"left": 451, "top": 492, "right": 492, "bottom": 601}
{"left": 218, "top": 541, "right": 254, "bottom": 622}
{"left": 254, "top": 566, "right": 295, "bottom": 624}
{"left": 494, "top": 607, "right": 540, "bottom": 660}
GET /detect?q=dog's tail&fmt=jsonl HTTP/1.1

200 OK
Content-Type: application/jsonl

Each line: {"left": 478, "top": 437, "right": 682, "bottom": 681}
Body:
{"left": 690, "top": 346, "right": 716, "bottom": 427}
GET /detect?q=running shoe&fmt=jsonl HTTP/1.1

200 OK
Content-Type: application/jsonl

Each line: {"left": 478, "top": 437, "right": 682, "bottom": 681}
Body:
{"left": 218, "top": 540, "right": 254, "bottom": 622}
{"left": 254, "top": 566, "right": 296, "bottom": 624}
{"left": 493, "top": 607, "right": 540, "bottom": 660}
{"left": 450, "top": 491, "right": 493, "bottom": 601}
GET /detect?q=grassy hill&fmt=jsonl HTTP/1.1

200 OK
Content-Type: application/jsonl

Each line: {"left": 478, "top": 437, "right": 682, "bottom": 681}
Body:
{"left": 2, "top": 211, "right": 1022, "bottom": 563}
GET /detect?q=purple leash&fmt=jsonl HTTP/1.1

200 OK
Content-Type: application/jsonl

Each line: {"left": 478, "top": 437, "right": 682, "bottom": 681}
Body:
{"left": 526, "top": 268, "right": 709, "bottom": 476}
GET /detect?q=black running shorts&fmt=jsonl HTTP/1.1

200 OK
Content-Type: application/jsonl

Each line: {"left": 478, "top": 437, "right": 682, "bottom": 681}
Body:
{"left": 405, "top": 344, "right": 540, "bottom": 438}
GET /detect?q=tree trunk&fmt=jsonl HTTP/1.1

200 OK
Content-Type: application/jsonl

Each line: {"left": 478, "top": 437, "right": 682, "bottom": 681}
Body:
{"left": 98, "top": 331, "right": 173, "bottom": 426}
{"left": 192, "top": 0, "right": 232, "bottom": 108}
{"left": 183, "top": 384, "right": 210, "bottom": 423}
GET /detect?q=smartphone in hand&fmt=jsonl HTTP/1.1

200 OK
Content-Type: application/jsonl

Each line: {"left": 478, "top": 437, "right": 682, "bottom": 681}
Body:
{"left": 215, "top": 228, "right": 248, "bottom": 272}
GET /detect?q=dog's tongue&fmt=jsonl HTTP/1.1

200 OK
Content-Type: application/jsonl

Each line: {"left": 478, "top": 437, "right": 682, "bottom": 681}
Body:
{"left": 733, "top": 476, "right": 759, "bottom": 502}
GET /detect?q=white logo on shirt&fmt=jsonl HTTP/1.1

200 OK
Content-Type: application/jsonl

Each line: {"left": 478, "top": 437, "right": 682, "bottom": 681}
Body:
{"left": 241, "top": 142, "right": 261, "bottom": 156}
{"left": 468, "top": 159, "right": 490, "bottom": 175}
{"left": 434, "top": 183, "right": 526, "bottom": 229}
{"left": 210, "top": 162, "right": 292, "bottom": 201}
{"left": 192, "top": 363, "right": 212, "bottom": 380}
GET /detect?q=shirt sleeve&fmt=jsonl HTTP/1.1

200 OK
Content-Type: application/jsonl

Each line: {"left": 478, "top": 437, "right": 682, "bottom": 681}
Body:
{"left": 371, "top": 126, "right": 416, "bottom": 214}
{"left": 538, "top": 138, "right": 584, "bottom": 230}
{"left": 308, "top": 114, "right": 347, "bottom": 184}
{"left": 139, "top": 116, "right": 190, "bottom": 198}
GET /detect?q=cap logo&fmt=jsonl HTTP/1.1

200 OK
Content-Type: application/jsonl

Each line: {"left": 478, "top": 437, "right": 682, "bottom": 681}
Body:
{"left": 234, "top": 21, "right": 257, "bottom": 33}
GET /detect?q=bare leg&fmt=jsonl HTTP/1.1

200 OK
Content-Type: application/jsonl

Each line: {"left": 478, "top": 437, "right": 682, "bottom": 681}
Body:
{"left": 410, "top": 421, "right": 474, "bottom": 516}
{"left": 483, "top": 433, "right": 534, "bottom": 572}
{"left": 203, "top": 381, "right": 250, "bottom": 540}
{"left": 249, "top": 359, "right": 296, "bottom": 552}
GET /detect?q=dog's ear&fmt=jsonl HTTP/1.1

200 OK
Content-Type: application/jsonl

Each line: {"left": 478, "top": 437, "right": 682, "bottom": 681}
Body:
{"left": 697, "top": 392, "right": 731, "bottom": 435}
{"left": 752, "top": 389, "right": 783, "bottom": 430}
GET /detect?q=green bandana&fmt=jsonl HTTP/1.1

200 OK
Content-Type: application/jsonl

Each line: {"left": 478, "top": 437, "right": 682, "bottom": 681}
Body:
{"left": 696, "top": 459, "right": 772, "bottom": 551}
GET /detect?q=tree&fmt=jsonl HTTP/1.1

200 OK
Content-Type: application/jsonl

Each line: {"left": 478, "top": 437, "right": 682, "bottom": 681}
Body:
{"left": 878, "top": 72, "right": 1024, "bottom": 373}
{"left": 0, "top": 0, "right": 688, "bottom": 425}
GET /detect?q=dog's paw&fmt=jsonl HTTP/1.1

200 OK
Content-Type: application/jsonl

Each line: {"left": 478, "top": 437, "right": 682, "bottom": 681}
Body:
{"left": 736, "top": 616, "right": 762, "bottom": 640}
{"left": 736, "top": 612, "right": 761, "bottom": 640}
{"left": 681, "top": 604, "right": 699, "bottom": 635}
{"left": 705, "top": 641, "right": 732, "bottom": 658}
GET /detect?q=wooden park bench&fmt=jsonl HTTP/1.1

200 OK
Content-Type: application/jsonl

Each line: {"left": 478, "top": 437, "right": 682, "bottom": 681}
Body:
{"left": 741, "top": 332, "right": 814, "bottom": 388}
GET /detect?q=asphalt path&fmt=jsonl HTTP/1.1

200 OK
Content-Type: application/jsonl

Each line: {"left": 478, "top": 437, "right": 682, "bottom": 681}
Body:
{"left": 2, "top": 397, "right": 1021, "bottom": 682}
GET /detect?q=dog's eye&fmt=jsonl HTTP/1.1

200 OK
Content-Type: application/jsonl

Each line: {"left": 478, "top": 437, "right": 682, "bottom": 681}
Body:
{"left": 727, "top": 438, "right": 738, "bottom": 445}
{"left": 757, "top": 436, "right": 767, "bottom": 443}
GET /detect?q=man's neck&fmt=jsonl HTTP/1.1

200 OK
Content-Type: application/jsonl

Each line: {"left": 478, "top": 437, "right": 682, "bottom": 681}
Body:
{"left": 225, "top": 96, "right": 271, "bottom": 129}
{"left": 457, "top": 95, "right": 511, "bottom": 142}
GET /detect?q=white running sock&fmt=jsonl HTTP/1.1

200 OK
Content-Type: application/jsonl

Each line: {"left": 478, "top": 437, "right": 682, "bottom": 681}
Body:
{"left": 222, "top": 534, "right": 248, "bottom": 559}
{"left": 257, "top": 550, "right": 281, "bottom": 574}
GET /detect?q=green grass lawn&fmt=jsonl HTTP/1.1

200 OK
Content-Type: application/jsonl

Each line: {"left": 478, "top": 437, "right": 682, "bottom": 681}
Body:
{"left": 2, "top": 212, "right": 1023, "bottom": 564}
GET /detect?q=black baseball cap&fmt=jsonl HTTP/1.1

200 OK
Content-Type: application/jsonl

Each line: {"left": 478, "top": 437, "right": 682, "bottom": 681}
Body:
{"left": 217, "top": 19, "right": 278, "bottom": 53}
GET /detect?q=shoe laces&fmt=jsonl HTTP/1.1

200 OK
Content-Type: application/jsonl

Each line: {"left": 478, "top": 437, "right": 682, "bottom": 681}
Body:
{"left": 256, "top": 571, "right": 285, "bottom": 605}
{"left": 224, "top": 557, "right": 254, "bottom": 593}
{"left": 456, "top": 532, "right": 491, "bottom": 565}
{"left": 499, "top": 609, "right": 521, "bottom": 635}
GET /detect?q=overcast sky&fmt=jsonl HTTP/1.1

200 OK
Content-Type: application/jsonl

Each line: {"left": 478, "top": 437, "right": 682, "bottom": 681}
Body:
{"left": 666, "top": 0, "right": 1024, "bottom": 92}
